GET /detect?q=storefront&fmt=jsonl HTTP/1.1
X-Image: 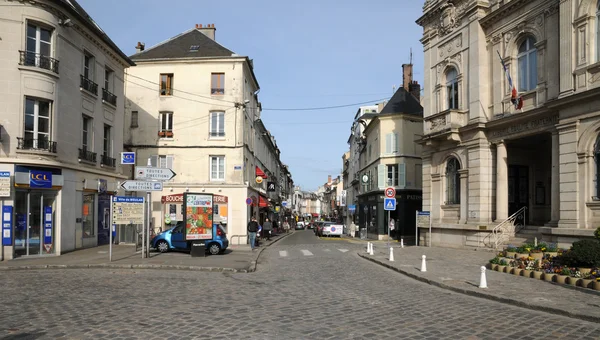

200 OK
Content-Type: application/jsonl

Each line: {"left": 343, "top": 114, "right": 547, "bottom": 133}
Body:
{"left": 161, "top": 193, "right": 229, "bottom": 232}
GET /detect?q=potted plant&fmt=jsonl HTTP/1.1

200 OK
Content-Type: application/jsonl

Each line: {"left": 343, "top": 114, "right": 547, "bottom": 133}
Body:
{"left": 544, "top": 242, "right": 558, "bottom": 258}
{"left": 530, "top": 248, "right": 544, "bottom": 260}
{"left": 505, "top": 245, "right": 518, "bottom": 259}
{"left": 542, "top": 262, "right": 556, "bottom": 282}
{"left": 532, "top": 259, "right": 544, "bottom": 279}
{"left": 516, "top": 244, "right": 531, "bottom": 259}
{"left": 555, "top": 266, "right": 571, "bottom": 285}
{"left": 509, "top": 260, "right": 522, "bottom": 276}
{"left": 497, "top": 259, "right": 508, "bottom": 273}
{"left": 568, "top": 268, "right": 581, "bottom": 287}
{"left": 581, "top": 270, "right": 594, "bottom": 289}
{"left": 488, "top": 257, "right": 500, "bottom": 271}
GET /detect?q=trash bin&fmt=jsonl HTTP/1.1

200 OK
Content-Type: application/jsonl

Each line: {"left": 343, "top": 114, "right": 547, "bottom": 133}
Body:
{"left": 190, "top": 241, "right": 206, "bottom": 257}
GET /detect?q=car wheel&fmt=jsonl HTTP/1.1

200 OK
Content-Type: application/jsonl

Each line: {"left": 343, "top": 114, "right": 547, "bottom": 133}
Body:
{"left": 208, "top": 243, "right": 221, "bottom": 255}
{"left": 156, "top": 240, "right": 169, "bottom": 253}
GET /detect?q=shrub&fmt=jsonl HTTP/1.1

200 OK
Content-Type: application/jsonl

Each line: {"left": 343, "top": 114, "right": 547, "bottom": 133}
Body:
{"left": 559, "top": 239, "right": 600, "bottom": 268}
{"left": 594, "top": 227, "right": 600, "bottom": 241}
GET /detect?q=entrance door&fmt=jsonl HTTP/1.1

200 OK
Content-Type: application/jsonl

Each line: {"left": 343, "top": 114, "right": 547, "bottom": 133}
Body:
{"left": 508, "top": 165, "right": 529, "bottom": 225}
{"left": 14, "top": 190, "right": 56, "bottom": 256}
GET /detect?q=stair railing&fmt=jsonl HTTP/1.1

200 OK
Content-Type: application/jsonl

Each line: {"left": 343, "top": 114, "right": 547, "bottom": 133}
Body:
{"left": 492, "top": 206, "right": 527, "bottom": 249}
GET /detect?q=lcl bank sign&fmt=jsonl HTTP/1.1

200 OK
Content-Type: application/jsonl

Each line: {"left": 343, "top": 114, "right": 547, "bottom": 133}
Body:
{"left": 30, "top": 170, "right": 52, "bottom": 189}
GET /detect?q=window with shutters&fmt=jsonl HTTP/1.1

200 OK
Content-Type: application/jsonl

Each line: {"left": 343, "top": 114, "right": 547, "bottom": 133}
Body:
{"left": 446, "top": 157, "right": 460, "bottom": 204}
{"left": 210, "top": 111, "right": 225, "bottom": 138}
{"left": 387, "top": 164, "right": 398, "bottom": 186}
{"left": 150, "top": 155, "right": 174, "bottom": 181}
{"left": 210, "top": 155, "right": 225, "bottom": 181}
{"left": 385, "top": 133, "right": 398, "bottom": 154}
{"left": 160, "top": 74, "right": 173, "bottom": 96}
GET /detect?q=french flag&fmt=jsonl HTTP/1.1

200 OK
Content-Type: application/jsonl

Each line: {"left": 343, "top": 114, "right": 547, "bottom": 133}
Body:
{"left": 497, "top": 51, "right": 523, "bottom": 110}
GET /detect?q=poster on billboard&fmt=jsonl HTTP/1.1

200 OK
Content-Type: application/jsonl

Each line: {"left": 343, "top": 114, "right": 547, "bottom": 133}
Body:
{"left": 183, "top": 193, "right": 213, "bottom": 241}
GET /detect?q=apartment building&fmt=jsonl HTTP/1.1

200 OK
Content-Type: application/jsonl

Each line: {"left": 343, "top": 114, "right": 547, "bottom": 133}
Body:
{"left": 0, "top": 0, "right": 134, "bottom": 260}
{"left": 417, "top": 0, "right": 600, "bottom": 248}
{"left": 125, "top": 24, "right": 286, "bottom": 244}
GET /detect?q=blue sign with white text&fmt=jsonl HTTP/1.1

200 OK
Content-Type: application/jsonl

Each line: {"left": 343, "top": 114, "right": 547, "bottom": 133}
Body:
{"left": 0, "top": 171, "right": 10, "bottom": 177}
{"left": 2, "top": 205, "right": 13, "bottom": 246}
{"left": 121, "top": 152, "right": 135, "bottom": 165}
{"left": 348, "top": 204, "right": 356, "bottom": 212}
{"left": 30, "top": 170, "right": 52, "bottom": 188}
{"left": 43, "top": 206, "right": 52, "bottom": 245}
{"left": 113, "top": 196, "right": 144, "bottom": 203}
{"left": 384, "top": 198, "right": 396, "bottom": 211}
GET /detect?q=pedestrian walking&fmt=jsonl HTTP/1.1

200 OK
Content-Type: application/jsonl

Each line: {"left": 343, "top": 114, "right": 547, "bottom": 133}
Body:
{"left": 247, "top": 216, "right": 259, "bottom": 251}
{"left": 263, "top": 218, "right": 273, "bottom": 240}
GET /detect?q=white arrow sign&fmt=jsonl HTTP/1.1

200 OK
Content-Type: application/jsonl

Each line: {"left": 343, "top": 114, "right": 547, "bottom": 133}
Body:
{"left": 135, "top": 167, "right": 176, "bottom": 181}
{"left": 121, "top": 180, "right": 163, "bottom": 191}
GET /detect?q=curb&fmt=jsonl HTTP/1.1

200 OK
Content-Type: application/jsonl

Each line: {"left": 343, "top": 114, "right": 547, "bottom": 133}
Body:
{"left": 0, "top": 263, "right": 248, "bottom": 273}
{"left": 249, "top": 231, "right": 294, "bottom": 272}
{"left": 357, "top": 252, "right": 600, "bottom": 324}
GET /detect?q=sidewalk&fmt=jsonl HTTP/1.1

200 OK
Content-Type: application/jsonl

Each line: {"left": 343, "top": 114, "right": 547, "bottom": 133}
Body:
{"left": 0, "top": 231, "right": 292, "bottom": 273}
{"left": 358, "top": 244, "right": 600, "bottom": 323}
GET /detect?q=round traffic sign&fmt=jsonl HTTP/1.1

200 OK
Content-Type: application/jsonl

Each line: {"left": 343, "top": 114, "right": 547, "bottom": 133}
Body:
{"left": 385, "top": 187, "right": 396, "bottom": 198}
{"left": 331, "top": 226, "right": 336, "bottom": 232}
{"left": 245, "top": 197, "right": 253, "bottom": 205}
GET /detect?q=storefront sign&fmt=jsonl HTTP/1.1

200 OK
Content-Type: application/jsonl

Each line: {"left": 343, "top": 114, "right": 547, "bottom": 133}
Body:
{"left": 490, "top": 115, "right": 558, "bottom": 138}
{"left": 121, "top": 152, "right": 135, "bottom": 165}
{"left": 184, "top": 193, "right": 213, "bottom": 240}
{"left": 112, "top": 196, "right": 144, "bottom": 225}
{"left": 2, "top": 205, "right": 12, "bottom": 246}
{"left": 0, "top": 171, "right": 10, "bottom": 197}
{"left": 43, "top": 206, "right": 52, "bottom": 249}
{"left": 30, "top": 170, "right": 52, "bottom": 189}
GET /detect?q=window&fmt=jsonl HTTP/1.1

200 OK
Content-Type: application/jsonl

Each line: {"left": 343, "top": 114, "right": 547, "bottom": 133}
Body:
{"left": 82, "top": 193, "right": 95, "bottom": 237}
{"left": 149, "top": 155, "right": 173, "bottom": 170}
{"left": 387, "top": 164, "right": 398, "bottom": 186}
{"left": 160, "top": 74, "right": 173, "bottom": 95}
{"left": 517, "top": 36, "right": 538, "bottom": 92}
{"left": 83, "top": 52, "right": 94, "bottom": 80}
{"left": 159, "top": 112, "right": 173, "bottom": 138}
{"left": 26, "top": 23, "right": 52, "bottom": 67}
{"left": 104, "top": 67, "right": 113, "bottom": 92}
{"left": 131, "top": 111, "right": 138, "bottom": 128}
{"left": 103, "top": 124, "right": 112, "bottom": 157}
{"left": 210, "top": 111, "right": 225, "bottom": 137}
{"left": 189, "top": 45, "right": 199, "bottom": 52}
{"left": 446, "top": 67, "right": 459, "bottom": 110}
{"left": 211, "top": 73, "right": 225, "bottom": 95}
{"left": 446, "top": 157, "right": 460, "bottom": 205}
{"left": 24, "top": 97, "right": 51, "bottom": 145}
{"left": 210, "top": 156, "right": 225, "bottom": 181}
{"left": 82, "top": 115, "right": 91, "bottom": 150}
{"left": 385, "top": 133, "right": 399, "bottom": 154}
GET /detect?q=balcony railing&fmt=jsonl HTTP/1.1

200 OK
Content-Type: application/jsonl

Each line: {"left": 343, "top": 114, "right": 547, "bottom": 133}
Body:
{"left": 211, "top": 87, "right": 224, "bottom": 95}
{"left": 78, "top": 148, "right": 97, "bottom": 163}
{"left": 80, "top": 75, "right": 98, "bottom": 95}
{"left": 17, "top": 137, "right": 57, "bottom": 153}
{"left": 19, "top": 51, "right": 59, "bottom": 74}
{"left": 101, "top": 154, "right": 116, "bottom": 167}
{"left": 102, "top": 88, "right": 117, "bottom": 106}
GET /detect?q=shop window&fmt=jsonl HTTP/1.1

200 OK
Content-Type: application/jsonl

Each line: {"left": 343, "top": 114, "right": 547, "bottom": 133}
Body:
{"left": 517, "top": 36, "right": 537, "bottom": 92}
{"left": 82, "top": 193, "right": 95, "bottom": 237}
{"left": 446, "top": 157, "right": 460, "bottom": 205}
{"left": 446, "top": 67, "right": 459, "bottom": 110}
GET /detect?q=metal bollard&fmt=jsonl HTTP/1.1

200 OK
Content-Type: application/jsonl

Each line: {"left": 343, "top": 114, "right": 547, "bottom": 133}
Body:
{"left": 369, "top": 243, "right": 374, "bottom": 256}
{"left": 400, "top": 238, "right": 404, "bottom": 248}
{"left": 389, "top": 247, "right": 394, "bottom": 262}
{"left": 366, "top": 242, "right": 371, "bottom": 253}
{"left": 420, "top": 255, "right": 427, "bottom": 272}
{"left": 479, "top": 266, "right": 488, "bottom": 288}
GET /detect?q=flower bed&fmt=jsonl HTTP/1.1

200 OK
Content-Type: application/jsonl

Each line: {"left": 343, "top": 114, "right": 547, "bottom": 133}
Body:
{"left": 489, "top": 239, "right": 600, "bottom": 291}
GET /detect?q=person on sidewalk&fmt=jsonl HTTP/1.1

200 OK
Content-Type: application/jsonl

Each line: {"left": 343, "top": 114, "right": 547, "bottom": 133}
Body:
{"left": 263, "top": 218, "right": 273, "bottom": 240}
{"left": 247, "top": 216, "right": 259, "bottom": 251}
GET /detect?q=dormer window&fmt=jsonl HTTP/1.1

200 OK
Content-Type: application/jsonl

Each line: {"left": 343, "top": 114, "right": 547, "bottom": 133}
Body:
{"left": 189, "top": 45, "right": 199, "bottom": 52}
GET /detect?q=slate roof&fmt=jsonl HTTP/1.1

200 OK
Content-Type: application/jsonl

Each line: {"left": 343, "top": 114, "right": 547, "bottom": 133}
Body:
{"left": 130, "top": 29, "right": 235, "bottom": 61}
{"left": 379, "top": 87, "right": 422, "bottom": 116}
{"left": 58, "top": 0, "right": 135, "bottom": 66}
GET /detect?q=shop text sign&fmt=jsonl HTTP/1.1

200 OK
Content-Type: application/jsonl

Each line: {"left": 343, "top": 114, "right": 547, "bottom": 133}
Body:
{"left": 30, "top": 170, "right": 52, "bottom": 189}
{"left": 184, "top": 193, "right": 213, "bottom": 240}
{"left": 0, "top": 171, "right": 10, "bottom": 197}
{"left": 112, "top": 196, "right": 144, "bottom": 225}
{"left": 490, "top": 115, "right": 558, "bottom": 138}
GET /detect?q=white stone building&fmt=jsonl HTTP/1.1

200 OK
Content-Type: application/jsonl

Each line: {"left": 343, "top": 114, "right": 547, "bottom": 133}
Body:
{"left": 0, "top": 0, "right": 133, "bottom": 260}
{"left": 417, "top": 0, "right": 600, "bottom": 248}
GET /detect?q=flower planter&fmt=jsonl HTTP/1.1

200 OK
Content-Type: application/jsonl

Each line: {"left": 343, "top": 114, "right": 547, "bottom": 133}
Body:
{"left": 511, "top": 267, "right": 522, "bottom": 276}
{"left": 532, "top": 271, "right": 544, "bottom": 280}
{"left": 515, "top": 253, "right": 529, "bottom": 259}
{"left": 522, "top": 269, "right": 533, "bottom": 278}
{"left": 581, "top": 279, "right": 594, "bottom": 289}
{"left": 496, "top": 265, "right": 506, "bottom": 273}
{"left": 488, "top": 263, "right": 498, "bottom": 271}
{"left": 578, "top": 268, "right": 592, "bottom": 275}
{"left": 529, "top": 252, "right": 543, "bottom": 260}
{"left": 568, "top": 277, "right": 580, "bottom": 287}
{"left": 543, "top": 273, "right": 556, "bottom": 282}
{"left": 505, "top": 251, "right": 517, "bottom": 259}
{"left": 555, "top": 275, "right": 569, "bottom": 285}
{"left": 593, "top": 281, "right": 600, "bottom": 291}
{"left": 544, "top": 251, "right": 558, "bottom": 258}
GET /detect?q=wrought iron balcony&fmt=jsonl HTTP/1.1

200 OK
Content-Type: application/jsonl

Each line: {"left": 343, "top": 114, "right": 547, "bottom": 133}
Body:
{"left": 80, "top": 75, "right": 98, "bottom": 95}
{"left": 19, "top": 51, "right": 59, "bottom": 74}
{"left": 101, "top": 154, "right": 116, "bottom": 167}
{"left": 102, "top": 88, "right": 117, "bottom": 106}
{"left": 17, "top": 137, "right": 57, "bottom": 153}
{"left": 78, "top": 148, "right": 97, "bottom": 163}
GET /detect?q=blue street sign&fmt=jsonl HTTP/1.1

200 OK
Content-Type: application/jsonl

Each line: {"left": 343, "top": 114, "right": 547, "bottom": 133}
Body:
{"left": 113, "top": 196, "right": 144, "bottom": 203}
{"left": 282, "top": 201, "right": 287, "bottom": 207}
{"left": 121, "top": 152, "right": 135, "bottom": 165}
{"left": 418, "top": 211, "right": 430, "bottom": 216}
{"left": 348, "top": 204, "right": 356, "bottom": 212}
{"left": 384, "top": 198, "right": 396, "bottom": 211}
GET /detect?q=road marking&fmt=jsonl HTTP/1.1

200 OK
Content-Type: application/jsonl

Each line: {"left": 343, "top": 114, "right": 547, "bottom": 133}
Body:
{"left": 279, "top": 250, "right": 288, "bottom": 257}
{"left": 301, "top": 249, "right": 313, "bottom": 256}
{"left": 323, "top": 249, "right": 331, "bottom": 252}
{"left": 338, "top": 249, "right": 349, "bottom": 253}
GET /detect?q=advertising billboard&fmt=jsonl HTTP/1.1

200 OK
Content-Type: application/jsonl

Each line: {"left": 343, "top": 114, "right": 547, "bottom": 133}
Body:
{"left": 183, "top": 193, "right": 213, "bottom": 240}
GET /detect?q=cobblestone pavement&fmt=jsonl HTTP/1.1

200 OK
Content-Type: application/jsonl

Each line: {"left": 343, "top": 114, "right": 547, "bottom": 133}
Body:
{"left": 1, "top": 234, "right": 600, "bottom": 339}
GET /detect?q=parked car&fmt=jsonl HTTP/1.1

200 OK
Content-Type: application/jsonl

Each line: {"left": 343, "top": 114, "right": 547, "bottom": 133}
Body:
{"left": 321, "top": 222, "right": 344, "bottom": 237}
{"left": 295, "top": 221, "right": 305, "bottom": 230}
{"left": 151, "top": 221, "right": 229, "bottom": 255}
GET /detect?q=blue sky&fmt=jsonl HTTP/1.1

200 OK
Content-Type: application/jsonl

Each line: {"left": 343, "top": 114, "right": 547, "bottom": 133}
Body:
{"left": 78, "top": 0, "right": 425, "bottom": 191}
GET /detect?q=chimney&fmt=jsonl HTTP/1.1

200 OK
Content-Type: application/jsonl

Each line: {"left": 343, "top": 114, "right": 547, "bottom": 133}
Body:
{"left": 135, "top": 41, "right": 145, "bottom": 53}
{"left": 402, "top": 63, "right": 413, "bottom": 91}
{"left": 409, "top": 80, "right": 421, "bottom": 102}
{"left": 328, "top": 175, "right": 332, "bottom": 184}
{"left": 195, "top": 23, "right": 216, "bottom": 41}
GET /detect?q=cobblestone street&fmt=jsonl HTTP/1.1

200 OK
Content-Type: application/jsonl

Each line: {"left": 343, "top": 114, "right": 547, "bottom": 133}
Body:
{"left": 0, "top": 231, "right": 598, "bottom": 339}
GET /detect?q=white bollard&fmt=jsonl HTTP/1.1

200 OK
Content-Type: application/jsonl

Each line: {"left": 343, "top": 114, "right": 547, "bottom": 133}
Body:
{"left": 366, "top": 242, "right": 370, "bottom": 253}
{"left": 400, "top": 238, "right": 404, "bottom": 248}
{"left": 369, "top": 243, "right": 374, "bottom": 255}
{"left": 534, "top": 237, "right": 538, "bottom": 247}
{"left": 479, "top": 266, "right": 488, "bottom": 289}
{"left": 420, "top": 255, "right": 427, "bottom": 272}
{"left": 389, "top": 247, "right": 394, "bottom": 262}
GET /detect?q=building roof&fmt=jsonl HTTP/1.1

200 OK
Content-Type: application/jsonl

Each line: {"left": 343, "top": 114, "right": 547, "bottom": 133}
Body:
{"left": 379, "top": 87, "right": 422, "bottom": 116}
{"left": 130, "top": 29, "right": 235, "bottom": 61}
{"left": 59, "top": 0, "right": 135, "bottom": 66}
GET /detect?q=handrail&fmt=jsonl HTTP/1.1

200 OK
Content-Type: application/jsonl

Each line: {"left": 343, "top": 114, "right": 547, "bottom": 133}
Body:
{"left": 492, "top": 206, "right": 527, "bottom": 249}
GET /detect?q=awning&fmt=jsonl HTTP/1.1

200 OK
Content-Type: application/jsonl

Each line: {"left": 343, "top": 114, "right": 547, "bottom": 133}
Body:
{"left": 259, "top": 196, "right": 269, "bottom": 208}
{"left": 256, "top": 166, "right": 267, "bottom": 178}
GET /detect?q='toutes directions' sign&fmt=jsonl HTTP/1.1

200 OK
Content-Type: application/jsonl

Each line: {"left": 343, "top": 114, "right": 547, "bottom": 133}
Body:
{"left": 135, "top": 167, "right": 176, "bottom": 181}
{"left": 121, "top": 180, "right": 163, "bottom": 191}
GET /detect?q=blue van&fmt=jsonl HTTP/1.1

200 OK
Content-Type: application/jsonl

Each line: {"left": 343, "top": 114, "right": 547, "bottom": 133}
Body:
{"left": 151, "top": 221, "right": 229, "bottom": 255}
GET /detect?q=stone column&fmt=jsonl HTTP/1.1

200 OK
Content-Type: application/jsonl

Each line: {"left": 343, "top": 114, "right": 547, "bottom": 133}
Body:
{"left": 431, "top": 173, "right": 442, "bottom": 223}
{"left": 558, "top": 0, "right": 573, "bottom": 97}
{"left": 550, "top": 131, "right": 560, "bottom": 225}
{"left": 496, "top": 141, "right": 508, "bottom": 221}
{"left": 459, "top": 169, "right": 469, "bottom": 224}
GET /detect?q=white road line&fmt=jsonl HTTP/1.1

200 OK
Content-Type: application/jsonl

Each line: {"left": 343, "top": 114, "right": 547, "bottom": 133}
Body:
{"left": 323, "top": 249, "right": 331, "bottom": 252}
{"left": 279, "top": 250, "right": 288, "bottom": 257}
{"left": 338, "top": 249, "right": 349, "bottom": 253}
{"left": 301, "top": 249, "right": 313, "bottom": 256}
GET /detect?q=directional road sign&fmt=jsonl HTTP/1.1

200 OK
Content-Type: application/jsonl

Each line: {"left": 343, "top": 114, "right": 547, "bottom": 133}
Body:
{"left": 385, "top": 187, "right": 396, "bottom": 198}
{"left": 121, "top": 180, "right": 163, "bottom": 191}
{"left": 112, "top": 196, "right": 144, "bottom": 224}
{"left": 135, "top": 167, "right": 176, "bottom": 181}
{"left": 384, "top": 198, "right": 396, "bottom": 211}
